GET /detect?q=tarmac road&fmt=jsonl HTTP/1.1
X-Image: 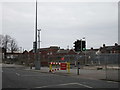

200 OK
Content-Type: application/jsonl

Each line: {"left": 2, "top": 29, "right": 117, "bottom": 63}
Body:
{"left": 2, "top": 64, "right": 119, "bottom": 89}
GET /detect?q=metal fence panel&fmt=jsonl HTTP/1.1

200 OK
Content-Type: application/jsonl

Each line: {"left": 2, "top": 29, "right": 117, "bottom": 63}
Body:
{"left": 88, "top": 53, "right": 119, "bottom": 81}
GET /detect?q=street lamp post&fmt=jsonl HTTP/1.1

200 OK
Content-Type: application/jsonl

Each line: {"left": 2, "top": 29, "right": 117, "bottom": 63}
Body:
{"left": 34, "top": 0, "right": 40, "bottom": 70}
{"left": 38, "top": 29, "right": 41, "bottom": 70}
{"left": 38, "top": 29, "right": 41, "bottom": 50}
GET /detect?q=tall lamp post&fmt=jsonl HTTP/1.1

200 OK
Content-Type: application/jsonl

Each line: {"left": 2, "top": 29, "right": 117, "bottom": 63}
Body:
{"left": 34, "top": 0, "right": 40, "bottom": 70}
{"left": 38, "top": 29, "right": 41, "bottom": 69}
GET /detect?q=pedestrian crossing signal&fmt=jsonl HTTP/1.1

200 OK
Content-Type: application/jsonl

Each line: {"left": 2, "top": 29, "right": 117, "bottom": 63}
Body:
{"left": 61, "top": 57, "right": 65, "bottom": 60}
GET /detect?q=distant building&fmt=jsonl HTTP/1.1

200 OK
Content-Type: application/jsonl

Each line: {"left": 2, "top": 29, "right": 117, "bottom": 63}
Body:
{"left": 29, "top": 46, "right": 77, "bottom": 66}
{"left": 99, "top": 43, "right": 120, "bottom": 53}
{"left": 4, "top": 43, "right": 119, "bottom": 66}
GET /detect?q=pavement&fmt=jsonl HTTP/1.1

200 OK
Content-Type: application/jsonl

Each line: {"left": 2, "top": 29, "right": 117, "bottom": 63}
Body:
{"left": 24, "top": 66, "right": 108, "bottom": 81}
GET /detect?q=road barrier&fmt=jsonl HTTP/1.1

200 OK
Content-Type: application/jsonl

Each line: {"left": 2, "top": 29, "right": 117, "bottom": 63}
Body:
{"left": 49, "top": 62, "right": 70, "bottom": 73}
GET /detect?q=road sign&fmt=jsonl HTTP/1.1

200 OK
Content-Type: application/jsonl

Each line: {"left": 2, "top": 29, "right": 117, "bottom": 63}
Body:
{"left": 60, "top": 63, "right": 67, "bottom": 70}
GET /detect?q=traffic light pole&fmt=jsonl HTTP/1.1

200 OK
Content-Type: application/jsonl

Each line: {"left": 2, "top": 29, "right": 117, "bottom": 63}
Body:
{"left": 76, "top": 39, "right": 82, "bottom": 75}
{"left": 73, "top": 38, "right": 86, "bottom": 75}
{"left": 76, "top": 52, "right": 80, "bottom": 75}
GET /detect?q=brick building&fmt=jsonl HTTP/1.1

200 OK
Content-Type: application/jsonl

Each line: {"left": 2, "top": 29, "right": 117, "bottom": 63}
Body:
{"left": 99, "top": 43, "right": 120, "bottom": 53}
{"left": 2, "top": 43, "right": 119, "bottom": 66}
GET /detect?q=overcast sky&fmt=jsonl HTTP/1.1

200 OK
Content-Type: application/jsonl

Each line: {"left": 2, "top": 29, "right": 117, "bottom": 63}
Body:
{"left": 1, "top": 0, "right": 119, "bottom": 51}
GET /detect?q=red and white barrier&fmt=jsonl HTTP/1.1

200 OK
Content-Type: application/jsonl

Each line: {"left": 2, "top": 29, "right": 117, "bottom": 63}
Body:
{"left": 50, "top": 62, "right": 61, "bottom": 65}
{"left": 49, "top": 62, "right": 68, "bottom": 73}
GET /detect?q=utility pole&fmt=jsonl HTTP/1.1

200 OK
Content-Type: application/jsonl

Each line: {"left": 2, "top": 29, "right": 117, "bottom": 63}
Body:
{"left": 34, "top": 0, "right": 40, "bottom": 70}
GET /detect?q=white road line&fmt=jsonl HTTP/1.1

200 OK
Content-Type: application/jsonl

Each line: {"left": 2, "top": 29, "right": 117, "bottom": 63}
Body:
{"left": 106, "top": 81, "right": 118, "bottom": 83}
{"left": 35, "top": 82, "right": 93, "bottom": 88}
{"left": 16, "top": 73, "right": 20, "bottom": 76}
{"left": 75, "top": 83, "right": 93, "bottom": 88}
{"left": 21, "top": 75, "right": 41, "bottom": 77}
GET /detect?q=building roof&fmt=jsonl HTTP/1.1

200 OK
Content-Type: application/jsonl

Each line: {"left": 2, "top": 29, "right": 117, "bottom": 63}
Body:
{"left": 57, "top": 49, "right": 69, "bottom": 54}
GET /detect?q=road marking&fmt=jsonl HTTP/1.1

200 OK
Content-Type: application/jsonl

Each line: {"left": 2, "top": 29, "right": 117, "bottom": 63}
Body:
{"left": 75, "top": 83, "right": 93, "bottom": 88}
{"left": 106, "top": 81, "right": 118, "bottom": 83}
{"left": 16, "top": 73, "right": 20, "bottom": 76}
{"left": 21, "top": 75, "right": 41, "bottom": 77}
{"left": 35, "top": 82, "right": 93, "bottom": 88}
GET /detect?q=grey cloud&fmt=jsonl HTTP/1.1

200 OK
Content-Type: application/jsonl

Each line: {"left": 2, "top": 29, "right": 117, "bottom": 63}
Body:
{"left": 2, "top": 2, "right": 118, "bottom": 50}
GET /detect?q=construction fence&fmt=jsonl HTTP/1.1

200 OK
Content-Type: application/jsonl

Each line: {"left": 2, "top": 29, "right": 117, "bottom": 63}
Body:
{"left": 81, "top": 53, "right": 120, "bottom": 81}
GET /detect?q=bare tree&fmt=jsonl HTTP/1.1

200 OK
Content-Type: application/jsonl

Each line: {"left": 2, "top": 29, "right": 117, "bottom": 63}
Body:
{"left": 10, "top": 39, "right": 18, "bottom": 53}
{"left": 0, "top": 34, "right": 4, "bottom": 48}
{"left": 3, "top": 35, "right": 11, "bottom": 51}
{"left": 2, "top": 35, "right": 11, "bottom": 59}
{"left": 0, "top": 34, "right": 19, "bottom": 59}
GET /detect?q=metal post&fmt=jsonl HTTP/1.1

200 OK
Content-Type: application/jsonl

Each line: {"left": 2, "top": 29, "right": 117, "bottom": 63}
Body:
{"left": 77, "top": 61, "right": 80, "bottom": 75}
{"left": 35, "top": 0, "right": 37, "bottom": 50}
{"left": 84, "top": 37, "right": 86, "bottom": 65}
{"left": 77, "top": 53, "right": 80, "bottom": 75}
{"left": 38, "top": 29, "right": 41, "bottom": 50}
{"left": 34, "top": 0, "right": 40, "bottom": 70}
{"left": 38, "top": 29, "right": 41, "bottom": 70}
{"left": 105, "top": 54, "right": 107, "bottom": 80}
{"left": 85, "top": 49, "right": 86, "bottom": 65}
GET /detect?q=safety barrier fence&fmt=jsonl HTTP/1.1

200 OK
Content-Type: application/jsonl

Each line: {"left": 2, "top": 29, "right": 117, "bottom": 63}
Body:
{"left": 49, "top": 62, "right": 70, "bottom": 73}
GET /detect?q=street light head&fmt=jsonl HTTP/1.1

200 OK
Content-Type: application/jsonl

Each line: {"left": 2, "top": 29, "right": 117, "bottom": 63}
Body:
{"left": 82, "top": 37, "right": 85, "bottom": 39}
{"left": 37, "top": 29, "right": 41, "bottom": 31}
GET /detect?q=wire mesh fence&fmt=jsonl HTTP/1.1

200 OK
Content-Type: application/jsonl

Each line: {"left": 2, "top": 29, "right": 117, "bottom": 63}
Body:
{"left": 85, "top": 53, "right": 119, "bottom": 81}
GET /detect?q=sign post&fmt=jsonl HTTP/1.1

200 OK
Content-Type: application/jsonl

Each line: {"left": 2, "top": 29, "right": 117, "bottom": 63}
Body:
{"left": 49, "top": 63, "right": 52, "bottom": 72}
{"left": 67, "top": 62, "right": 70, "bottom": 73}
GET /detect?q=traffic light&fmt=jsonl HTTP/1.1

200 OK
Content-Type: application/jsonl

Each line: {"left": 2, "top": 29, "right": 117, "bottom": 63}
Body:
{"left": 73, "top": 40, "right": 86, "bottom": 52}
{"left": 73, "top": 40, "right": 81, "bottom": 52}
{"left": 82, "top": 41, "right": 86, "bottom": 51}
